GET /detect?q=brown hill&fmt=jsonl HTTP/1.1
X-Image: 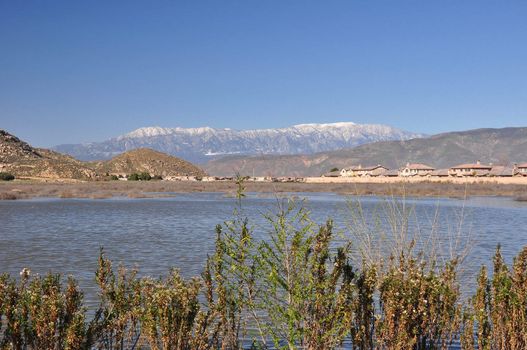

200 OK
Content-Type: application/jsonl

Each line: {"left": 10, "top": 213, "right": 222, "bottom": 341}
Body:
{"left": 94, "top": 148, "right": 207, "bottom": 177}
{"left": 204, "top": 127, "right": 527, "bottom": 177}
{"left": 0, "top": 129, "right": 96, "bottom": 179}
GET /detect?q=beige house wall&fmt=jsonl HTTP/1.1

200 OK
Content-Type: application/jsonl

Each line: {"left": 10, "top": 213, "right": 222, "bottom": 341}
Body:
{"left": 305, "top": 176, "right": 527, "bottom": 185}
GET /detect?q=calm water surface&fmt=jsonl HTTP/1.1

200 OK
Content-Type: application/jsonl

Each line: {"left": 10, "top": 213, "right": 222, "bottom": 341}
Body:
{"left": 1, "top": 193, "right": 527, "bottom": 308}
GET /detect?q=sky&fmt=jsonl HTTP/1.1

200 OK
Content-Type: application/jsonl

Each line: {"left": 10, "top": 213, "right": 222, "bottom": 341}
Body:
{"left": 1, "top": 1, "right": 526, "bottom": 147}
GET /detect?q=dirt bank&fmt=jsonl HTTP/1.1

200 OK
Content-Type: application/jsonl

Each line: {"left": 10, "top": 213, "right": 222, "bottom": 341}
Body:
{"left": 1, "top": 177, "right": 527, "bottom": 200}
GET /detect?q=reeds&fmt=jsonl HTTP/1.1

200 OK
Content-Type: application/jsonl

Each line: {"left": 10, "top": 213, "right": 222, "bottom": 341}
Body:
{"left": 0, "top": 270, "right": 86, "bottom": 350}
{"left": 460, "top": 245, "right": 527, "bottom": 349}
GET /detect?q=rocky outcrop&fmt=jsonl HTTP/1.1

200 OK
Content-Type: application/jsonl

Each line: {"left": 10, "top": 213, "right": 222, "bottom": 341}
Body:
{"left": 1, "top": 129, "right": 207, "bottom": 180}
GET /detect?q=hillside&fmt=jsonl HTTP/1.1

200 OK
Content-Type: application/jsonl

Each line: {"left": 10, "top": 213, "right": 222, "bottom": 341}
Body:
{"left": 94, "top": 148, "right": 207, "bottom": 177}
{"left": 204, "top": 127, "right": 527, "bottom": 177}
{"left": 0, "top": 129, "right": 96, "bottom": 179}
{"left": 53, "top": 122, "right": 423, "bottom": 163}
{"left": 1, "top": 130, "right": 206, "bottom": 180}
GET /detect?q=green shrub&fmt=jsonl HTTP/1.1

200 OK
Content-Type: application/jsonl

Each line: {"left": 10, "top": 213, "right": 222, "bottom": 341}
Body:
{"left": 127, "top": 172, "right": 151, "bottom": 181}
{"left": 0, "top": 172, "right": 15, "bottom": 181}
{"left": 462, "top": 245, "right": 527, "bottom": 349}
{"left": 140, "top": 172, "right": 152, "bottom": 181}
{"left": 0, "top": 270, "right": 86, "bottom": 349}
{"left": 109, "top": 175, "right": 119, "bottom": 181}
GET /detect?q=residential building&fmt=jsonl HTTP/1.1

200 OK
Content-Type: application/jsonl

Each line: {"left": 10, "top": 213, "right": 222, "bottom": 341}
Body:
{"left": 489, "top": 166, "right": 515, "bottom": 177}
{"left": 340, "top": 164, "right": 389, "bottom": 177}
{"left": 399, "top": 163, "right": 435, "bottom": 177}
{"left": 429, "top": 169, "right": 450, "bottom": 177}
{"left": 515, "top": 163, "right": 527, "bottom": 176}
{"left": 449, "top": 161, "right": 492, "bottom": 177}
{"left": 322, "top": 170, "right": 341, "bottom": 177}
{"left": 382, "top": 169, "right": 400, "bottom": 177}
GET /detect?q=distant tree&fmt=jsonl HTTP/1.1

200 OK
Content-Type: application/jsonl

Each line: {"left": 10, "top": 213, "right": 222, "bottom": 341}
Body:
{"left": 330, "top": 167, "right": 339, "bottom": 172}
{"left": 127, "top": 172, "right": 152, "bottom": 181}
{"left": 139, "top": 172, "right": 152, "bottom": 181}
{"left": 0, "top": 172, "right": 15, "bottom": 181}
{"left": 110, "top": 175, "right": 119, "bottom": 181}
{"left": 127, "top": 173, "right": 140, "bottom": 181}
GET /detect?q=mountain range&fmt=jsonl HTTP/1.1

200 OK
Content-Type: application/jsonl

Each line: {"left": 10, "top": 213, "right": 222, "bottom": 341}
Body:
{"left": 204, "top": 127, "right": 527, "bottom": 177}
{"left": 4, "top": 125, "right": 527, "bottom": 179}
{"left": 53, "top": 122, "right": 424, "bottom": 163}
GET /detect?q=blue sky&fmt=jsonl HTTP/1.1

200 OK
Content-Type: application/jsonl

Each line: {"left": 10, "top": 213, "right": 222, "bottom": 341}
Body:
{"left": 1, "top": 1, "right": 526, "bottom": 147}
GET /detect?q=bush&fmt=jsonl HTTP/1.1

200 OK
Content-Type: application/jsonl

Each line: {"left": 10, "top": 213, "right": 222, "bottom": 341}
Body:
{"left": 127, "top": 172, "right": 151, "bottom": 181}
{"left": 109, "top": 175, "right": 119, "bottom": 181}
{"left": 0, "top": 172, "right": 15, "bottom": 181}
{"left": 0, "top": 271, "right": 86, "bottom": 349}
{"left": 461, "top": 245, "right": 527, "bottom": 349}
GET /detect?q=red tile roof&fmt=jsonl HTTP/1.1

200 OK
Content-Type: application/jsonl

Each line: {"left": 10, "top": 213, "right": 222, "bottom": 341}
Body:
{"left": 404, "top": 163, "right": 435, "bottom": 170}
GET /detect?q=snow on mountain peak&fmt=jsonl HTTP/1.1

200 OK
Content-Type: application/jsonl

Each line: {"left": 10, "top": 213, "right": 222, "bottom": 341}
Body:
{"left": 119, "top": 127, "right": 174, "bottom": 139}
{"left": 58, "top": 121, "right": 424, "bottom": 162}
{"left": 293, "top": 122, "right": 357, "bottom": 129}
{"left": 119, "top": 126, "right": 219, "bottom": 139}
{"left": 120, "top": 122, "right": 399, "bottom": 139}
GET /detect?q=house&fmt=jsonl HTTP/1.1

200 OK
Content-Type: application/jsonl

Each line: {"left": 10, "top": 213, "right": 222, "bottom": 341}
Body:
{"left": 340, "top": 164, "right": 389, "bottom": 177}
{"left": 489, "top": 166, "right": 515, "bottom": 177}
{"left": 449, "top": 161, "right": 492, "bottom": 177}
{"left": 515, "top": 163, "right": 527, "bottom": 176}
{"left": 399, "top": 163, "right": 435, "bottom": 177}
{"left": 429, "top": 169, "right": 450, "bottom": 177}
{"left": 322, "top": 170, "right": 341, "bottom": 177}
{"left": 382, "top": 169, "right": 400, "bottom": 177}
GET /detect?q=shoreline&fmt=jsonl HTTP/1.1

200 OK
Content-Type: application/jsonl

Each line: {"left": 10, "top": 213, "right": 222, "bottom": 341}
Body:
{"left": 1, "top": 177, "right": 527, "bottom": 200}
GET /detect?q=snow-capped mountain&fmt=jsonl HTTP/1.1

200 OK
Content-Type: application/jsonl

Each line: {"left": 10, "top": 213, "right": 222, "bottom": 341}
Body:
{"left": 53, "top": 122, "right": 424, "bottom": 163}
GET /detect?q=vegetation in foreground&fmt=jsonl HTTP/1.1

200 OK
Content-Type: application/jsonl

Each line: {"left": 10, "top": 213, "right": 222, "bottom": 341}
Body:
{"left": 1, "top": 185, "right": 526, "bottom": 349}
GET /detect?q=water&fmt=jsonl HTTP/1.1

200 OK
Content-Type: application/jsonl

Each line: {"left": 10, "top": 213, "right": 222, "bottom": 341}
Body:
{"left": 1, "top": 192, "right": 527, "bottom": 308}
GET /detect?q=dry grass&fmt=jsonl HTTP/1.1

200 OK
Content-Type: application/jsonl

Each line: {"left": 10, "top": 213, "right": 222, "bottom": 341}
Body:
{"left": 1, "top": 179, "right": 527, "bottom": 200}
{"left": 0, "top": 180, "right": 527, "bottom": 201}
{"left": 0, "top": 191, "right": 19, "bottom": 200}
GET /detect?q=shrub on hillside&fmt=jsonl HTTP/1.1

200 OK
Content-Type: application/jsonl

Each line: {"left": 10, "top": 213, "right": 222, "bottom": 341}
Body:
{"left": 0, "top": 172, "right": 15, "bottom": 181}
{"left": 127, "top": 172, "right": 151, "bottom": 181}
